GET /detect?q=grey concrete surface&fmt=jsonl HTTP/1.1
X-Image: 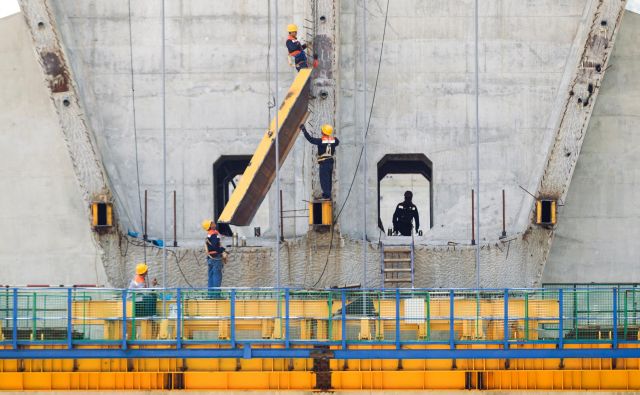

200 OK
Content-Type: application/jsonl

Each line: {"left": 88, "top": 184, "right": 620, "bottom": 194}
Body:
{"left": 50, "top": 0, "right": 591, "bottom": 244}
{"left": 2, "top": 0, "right": 635, "bottom": 287}
{"left": 0, "top": 13, "right": 107, "bottom": 285}
{"left": 337, "top": 0, "right": 590, "bottom": 242}
{"left": 545, "top": 11, "right": 640, "bottom": 283}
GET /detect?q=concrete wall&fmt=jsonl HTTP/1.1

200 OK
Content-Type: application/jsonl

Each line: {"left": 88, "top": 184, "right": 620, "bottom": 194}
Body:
{"left": 337, "top": 0, "right": 590, "bottom": 242}
{"left": 50, "top": 0, "right": 312, "bottom": 242}
{"left": 545, "top": 11, "right": 640, "bottom": 283}
{"left": 5, "top": 0, "right": 625, "bottom": 288}
{"left": 41, "top": 0, "right": 598, "bottom": 288}
{"left": 50, "top": 0, "right": 591, "bottom": 245}
{"left": 0, "top": 13, "right": 107, "bottom": 285}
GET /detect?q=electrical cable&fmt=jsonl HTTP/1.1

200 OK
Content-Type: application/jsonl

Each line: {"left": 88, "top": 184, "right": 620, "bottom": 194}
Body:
{"left": 127, "top": 0, "right": 146, "bottom": 263}
{"left": 310, "top": 0, "right": 390, "bottom": 288}
{"left": 167, "top": 249, "right": 195, "bottom": 288}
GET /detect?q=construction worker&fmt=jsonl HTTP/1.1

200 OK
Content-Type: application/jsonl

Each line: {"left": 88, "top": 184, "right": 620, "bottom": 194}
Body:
{"left": 129, "top": 263, "right": 157, "bottom": 289}
{"left": 300, "top": 123, "right": 339, "bottom": 199}
{"left": 392, "top": 191, "right": 420, "bottom": 236}
{"left": 286, "top": 24, "right": 309, "bottom": 71}
{"left": 203, "top": 219, "right": 226, "bottom": 298}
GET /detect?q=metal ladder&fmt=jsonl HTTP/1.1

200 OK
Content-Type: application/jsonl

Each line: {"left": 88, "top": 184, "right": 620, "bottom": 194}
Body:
{"left": 380, "top": 240, "right": 414, "bottom": 288}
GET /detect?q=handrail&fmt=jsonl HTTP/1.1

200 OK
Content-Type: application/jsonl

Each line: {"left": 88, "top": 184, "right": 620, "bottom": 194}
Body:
{"left": 0, "top": 286, "right": 638, "bottom": 359}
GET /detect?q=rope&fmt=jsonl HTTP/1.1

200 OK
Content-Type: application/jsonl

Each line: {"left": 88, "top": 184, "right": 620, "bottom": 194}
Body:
{"left": 127, "top": 0, "right": 146, "bottom": 263}
{"left": 311, "top": 0, "right": 390, "bottom": 288}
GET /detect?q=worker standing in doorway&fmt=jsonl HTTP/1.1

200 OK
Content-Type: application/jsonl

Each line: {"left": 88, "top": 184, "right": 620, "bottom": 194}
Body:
{"left": 202, "top": 220, "right": 226, "bottom": 298}
{"left": 393, "top": 191, "right": 420, "bottom": 236}
{"left": 300, "top": 124, "right": 339, "bottom": 200}
{"left": 129, "top": 263, "right": 157, "bottom": 289}
{"left": 286, "top": 24, "right": 309, "bottom": 71}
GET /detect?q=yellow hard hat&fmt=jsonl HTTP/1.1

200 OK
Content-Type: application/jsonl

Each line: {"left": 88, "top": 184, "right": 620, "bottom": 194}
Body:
{"left": 136, "top": 263, "right": 148, "bottom": 275}
{"left": 201, "top": 219, "right": 213, "bottom": 231}
{"left": 321, "top": 124, "right": 333, "bottom": 136}
{"left": 287, "top": 24, "right": 298, "bottom": 33}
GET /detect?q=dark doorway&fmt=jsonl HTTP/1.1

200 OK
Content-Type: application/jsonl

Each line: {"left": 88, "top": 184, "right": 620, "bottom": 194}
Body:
{"left": 377, "top": 154, "right": 433, "bottom": 233}
{"left": 213, "top": 156, "right": 251, "bottom": 236}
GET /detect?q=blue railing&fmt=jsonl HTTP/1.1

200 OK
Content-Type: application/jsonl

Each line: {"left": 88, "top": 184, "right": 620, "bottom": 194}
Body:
{"left": 0, "top": 286, "right": 639, "bottom": 359}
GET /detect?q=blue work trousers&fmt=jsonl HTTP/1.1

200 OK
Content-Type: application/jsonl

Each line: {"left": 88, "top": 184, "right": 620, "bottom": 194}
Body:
{"left": 319, "top": 158, "right": 334, "bottom": 199}
{"left": 295, "top": 52, "right": 308, "bottom": 71}
{"left": 207, "top": 256, "right": 223, "bottom": 299}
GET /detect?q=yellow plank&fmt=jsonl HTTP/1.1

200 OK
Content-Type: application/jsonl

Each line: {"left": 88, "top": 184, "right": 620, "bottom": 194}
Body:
{"left": 219, "top": 68, "right": 313, "bottom": 225}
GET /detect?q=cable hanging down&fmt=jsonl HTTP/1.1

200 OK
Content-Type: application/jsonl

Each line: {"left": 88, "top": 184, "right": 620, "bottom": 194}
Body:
{"left": 127, "top": 0, "right": 146, "bottom": 263}
{"left": 311, "top": 0, "right": 390, "bottom": 288}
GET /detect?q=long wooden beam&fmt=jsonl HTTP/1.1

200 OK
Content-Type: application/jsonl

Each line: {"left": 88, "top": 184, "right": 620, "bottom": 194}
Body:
{"left": 218, "top": 68, "right": 312, "bottom": 225}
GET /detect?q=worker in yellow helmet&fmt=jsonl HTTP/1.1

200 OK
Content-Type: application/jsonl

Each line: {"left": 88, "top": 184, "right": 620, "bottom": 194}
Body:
{"left": 129, "top": 263, "right": 157, "bottom": 289}
{"left": 300, "top": 123, "right": 339, "bottom": 199}
{"left": 286, "top": 23, "right": 309, "bottom": 71}
{"left": 202, "top": 219, "right": 226, "bottom": 298}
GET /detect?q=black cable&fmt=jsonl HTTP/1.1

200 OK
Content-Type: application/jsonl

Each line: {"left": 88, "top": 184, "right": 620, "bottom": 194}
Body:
{"left": 311, "top": 0, "right": 390, "bottom": 288}
{"left": 127, "top": 0, "right": 146, "bottom": 263}
{"left": 167, "top": 249, "right": 195, "bottom": 288}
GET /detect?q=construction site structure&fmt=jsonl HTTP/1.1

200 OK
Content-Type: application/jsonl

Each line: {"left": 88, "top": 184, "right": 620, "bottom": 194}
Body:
{"left": 0, "top": 285, "right": 639, "bottom": 391}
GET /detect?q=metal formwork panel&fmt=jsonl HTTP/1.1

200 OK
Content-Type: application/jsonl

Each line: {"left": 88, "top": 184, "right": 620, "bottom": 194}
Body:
{"left": 218, "top": 68, "right": 312, "bottom": 225}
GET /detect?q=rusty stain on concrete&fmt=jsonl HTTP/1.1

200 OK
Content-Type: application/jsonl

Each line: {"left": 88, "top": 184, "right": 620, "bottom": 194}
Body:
{"left": 40, "top": 51, "right": 68, "bottom": 93}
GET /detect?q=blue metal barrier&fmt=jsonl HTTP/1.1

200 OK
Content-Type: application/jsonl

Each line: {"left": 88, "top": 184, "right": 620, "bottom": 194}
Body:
{"left": 0, "top": 286, "right": 639, "bottom": 360}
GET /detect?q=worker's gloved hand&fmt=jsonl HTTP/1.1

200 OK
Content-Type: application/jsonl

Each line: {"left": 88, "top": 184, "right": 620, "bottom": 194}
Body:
{"left": 299, "top": 124, "right": 306, "bottom": 132}
{"left": 151, "top": 278, "right": 158, "bottom": 287}
{"left": 302, "top": 43, "right": 308, "bottom": 50}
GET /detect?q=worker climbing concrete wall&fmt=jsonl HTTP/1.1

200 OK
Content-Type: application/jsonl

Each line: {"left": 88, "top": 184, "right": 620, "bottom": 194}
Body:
{"left": 0, "top": 13, "right": 107, "bottom": 285}
{"left": 48, "top": 0, "right": 311, "bottom": 243}
{"left": 545, "top": 11, "right": 640, "bottom": 283}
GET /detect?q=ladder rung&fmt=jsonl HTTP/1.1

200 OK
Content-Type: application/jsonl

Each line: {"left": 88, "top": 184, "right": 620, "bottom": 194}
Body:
{"left": 384, "top": 258, "right": 411, "bottom": 263}
{"left": 384, "top": 268, "right": 412, "bottom": 273}
{"left": 384, "top": 278, "right": 412, "bottom": 283}
{"left": 384, "top": 248, "right": 411, "bottom": 253}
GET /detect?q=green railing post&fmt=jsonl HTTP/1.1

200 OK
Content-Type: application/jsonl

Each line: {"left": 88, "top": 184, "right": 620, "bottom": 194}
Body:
{"left": 624, "top": 290, "right": 628, "bottom": 340}
{"left": 327, "top": 291, "right": 333, "bottom": 341}
{"left": 12, "top": 289, "right": 18, "bottom": 349}
{"left": 475, "top": 291, "right": 480, "bottom": 340}
{"left": 613, "top": 288, "right": 618, "bottom": 348}
{"left": 426, "top": 292, "right": 431, "bottom": 341}
{"left": 31, "top": 291, "right": 36, "bottom": 341}
{"left": 572, "top": 285, "right": 577, "bottom": 339}
{"left": 82, "top": 291, "right": 87, "bottom": 340}
{"left": 122, "top": 290, "right": 127, "bottom": 350}
{"left": 524, "top": 292, "right": 529, "bottom": 341}
{"left": 131, "top": 291, "right": 136, "bottom": 341}
{"left": 67, "top": 288, "right": 72, "bottom": 349}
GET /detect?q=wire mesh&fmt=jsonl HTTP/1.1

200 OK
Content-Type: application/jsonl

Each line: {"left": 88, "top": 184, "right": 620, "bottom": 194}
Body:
{"left": 562, "top": 288, "right": 615, "bottom": 342}
{"left": 0, "top": 289, "right": 14, "bottom": 343}
{"left": 451, "top": 291, "right": 504, "bottom": 342}
{"left": 181, "top": 289, "right": 231, "bottom": 342}
{"left": 508, "top": 289, "right": 560, "bottom": 342}
{"left": 71, "top": 289, "right": 123, "bottom": 342}
{"left": 16, "top": 289, "right": 68, "bottom": 342}
{"left": 288, "top": 290, "right": 334, "bottom": 342}
{"left": 339, "top": 290, "right": 395, "bottom": 342}
{"left": 126, "top": 289, "right": 177, "bottom": 341}
{"left": 1, "top": 287, "right": 632, "bottom": 347}
{"left": 621, "top": 288, "right": 640, "bottom": 341}
{"left": 234, "top": 290, "right": 285, "bottom": 342}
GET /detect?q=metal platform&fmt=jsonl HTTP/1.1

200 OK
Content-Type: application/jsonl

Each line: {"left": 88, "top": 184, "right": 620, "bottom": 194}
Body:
{"left": 1, "top": 286, "right": 640, "bottom": 390}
